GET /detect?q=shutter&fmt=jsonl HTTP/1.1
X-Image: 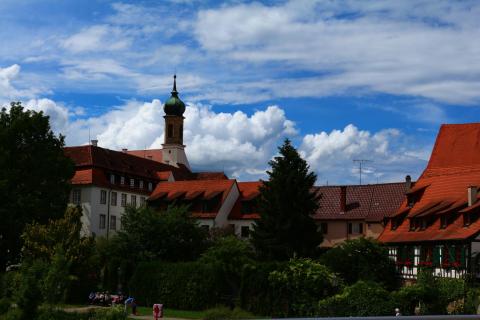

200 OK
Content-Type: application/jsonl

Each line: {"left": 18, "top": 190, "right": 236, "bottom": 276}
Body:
{"left": 433, "top": 246, "right": 441, "bottom": 267}
{"left": 449, "top": 245, "right": 456, "bottom": 263}
{"left": 461, "top": 246, "right": 467, "bottom": 268}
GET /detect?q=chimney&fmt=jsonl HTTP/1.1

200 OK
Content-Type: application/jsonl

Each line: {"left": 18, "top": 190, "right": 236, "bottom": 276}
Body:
{"left": 340, "top": 186, "right": 347, "bottom": 213}
{"left": 405, "top": 175, "right": 412, "bottom": 193}
{"left": 468, "top": 186, "right": 478, "bottom": 206}
{"left": 122, "top": 148, "right": 128, "bottom": 153}
{"left": 91, "top": 139, "right": 98, "bottom": 147}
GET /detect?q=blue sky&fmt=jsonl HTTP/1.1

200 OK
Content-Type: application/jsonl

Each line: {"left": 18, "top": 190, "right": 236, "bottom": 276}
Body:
{"left": 1, "top": 0, "right": 480, "bottom": 183}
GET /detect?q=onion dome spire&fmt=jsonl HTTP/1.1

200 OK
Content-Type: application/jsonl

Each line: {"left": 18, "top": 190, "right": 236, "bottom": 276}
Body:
{"left": 164, "top": 74, "right": 186, "bottom": 116}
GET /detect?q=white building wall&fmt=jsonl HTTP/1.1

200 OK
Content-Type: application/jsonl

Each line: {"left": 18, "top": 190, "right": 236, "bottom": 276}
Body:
{"left": 214, "top": 184, "right": 240, "bottom": 228}
{"left": 70, "top": 185, "right": 149, "bottom": 238}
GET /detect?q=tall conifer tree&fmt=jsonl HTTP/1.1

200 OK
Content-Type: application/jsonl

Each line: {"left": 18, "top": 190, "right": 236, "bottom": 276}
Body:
{"left": 252, "top": 139, "right": 322, "bottom": 260}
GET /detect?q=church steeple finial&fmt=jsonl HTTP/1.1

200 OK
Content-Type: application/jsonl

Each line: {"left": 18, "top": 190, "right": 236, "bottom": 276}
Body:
{"left": 164, "top": 74, "right": 185, "bottom": 116}
{"left": 172, "top": 74, "right": 178, "bottom": 95}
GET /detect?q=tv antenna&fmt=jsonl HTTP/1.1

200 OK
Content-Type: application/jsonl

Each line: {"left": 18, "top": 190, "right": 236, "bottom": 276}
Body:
{"left": 353, "top": 159, "right": 373, "bottom": 185}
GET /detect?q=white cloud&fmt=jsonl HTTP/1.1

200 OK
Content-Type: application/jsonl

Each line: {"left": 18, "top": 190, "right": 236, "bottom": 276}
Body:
{"left": 300, "top": 124, "right": 427, "bottom": 184}
{"left": 194, "top": 0, "right": 480, "bottom": 104}
{"left": 26, "top": 98, "right": 70, "bottom": 133}
{"left": 0, "top": 64, "right": 45, "bottom": 103}
{"left": 62, "top": 25, "right": 131, "bottom": 53}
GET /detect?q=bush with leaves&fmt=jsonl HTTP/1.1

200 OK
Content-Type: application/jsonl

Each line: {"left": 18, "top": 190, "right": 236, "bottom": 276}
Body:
{"left": 239, "top": 261, "right": 287, "bottom": 316}
{"left": 129, "top": 261, "right": 227, "bottom": 310}
{"left": 15, "top": 261, "right": 46, "bottom": 320}
{"left": 199, "top": 236, "right": 253, "bottom": 304}
{"left": 317, "top": 281, "right": 395, "bottom": 317}
{"left": 320, "top": 237, "right": 397, "bottom": 289}
{"left": 268, "top": 258, "right": 342, "bottom": 317}
{"left": 21, "top": 206, "right": 97, "bottom": 302}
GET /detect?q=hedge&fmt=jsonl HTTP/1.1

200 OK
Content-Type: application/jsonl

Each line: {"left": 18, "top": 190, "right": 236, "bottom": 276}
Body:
{"left": 128, "top": 261, "right": 228, "bottom": 310}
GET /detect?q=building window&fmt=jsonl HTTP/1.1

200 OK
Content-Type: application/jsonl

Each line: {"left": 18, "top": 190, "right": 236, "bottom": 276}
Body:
{"left": 168, "top": 124, "right": 173, "bottom": 138}
{"left": 99, "top": 214, "right": 106, "bottom": 229}
{"left": 131, "top": 195, "right": 137, "bottom": 207}
{"left": 179, "top": 124, "right": 183, "bottom": 140}
{"left": 120, "top": 176, "right": 125, "bottom": 185}
{"left": 72, "top": 189, "right": 81, "bottom": 205}
{"left": 140, "top": 196, "right": 146, "bottom": 206}
{"left": 320, "top": 222, "right": 328, "bottom": 234}
{"left": 111, "top": 192, "right": 117, "bottom": 206}
{"left": 348, "top": 222, "right": 363, "bottom": 234}
{"left": 110, "top": 174, "right": 115, "bottom": 184}
{"left": 241, "top": 226, "right": 250, "bottom": 238}
{"left": 100, "top": 190, "right": 107, "bottom": 204}
{"left": 148, "top": 182, "right": 153, "bottom": 191}
{"left": 440, "top": 215, "right": 447, "bottom": 229}
{"left": 139, "top": 180, "right": 144, "bottom": 189}
{"left": 130, "top": 178, "right": 135, "bottom": 188}
{"left": 121, "top": 193, "right": 127, "bottom": 207}
{"left": 110, "top": 216, "right": 117, "bottom": 230}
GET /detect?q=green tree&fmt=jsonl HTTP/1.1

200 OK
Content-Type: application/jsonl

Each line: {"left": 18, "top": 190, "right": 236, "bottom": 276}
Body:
{"left": 117, "top": 205, "right": 208, "bottom": 262}
{"left": 42, "top": 247, "right": 71, "bottom": 305}
{"left": 252, "top": 139, "right": 322, "bottom": 260}
{"left": 0, "top": 102, "right": 74, "bottom": 271}
{"left": 319, "top": 237, "right": 397, "bottom": 289}
{"left": 21, "top": 206, "right": 97, "bottom": 302}
{"left": 15, "top": 261, "right": 46, "bottom": 320}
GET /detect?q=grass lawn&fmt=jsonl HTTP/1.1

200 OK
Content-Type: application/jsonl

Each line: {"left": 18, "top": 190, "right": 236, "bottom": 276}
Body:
{"left": 135, "top": 306, "right": 206, "bottom": 319}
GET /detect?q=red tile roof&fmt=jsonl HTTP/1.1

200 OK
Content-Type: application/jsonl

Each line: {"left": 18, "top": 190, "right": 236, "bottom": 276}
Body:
{"left": 65, "top": 145, "right": 187, "bottom": 180}
{"left": 313, "top": 183, "right": 407, "bottom": 222}
{"left": 125, "top": 149, "right": 164, "bottom": 163}
{"left": 148, "top": 179, "right": 236, "bottom": 218}
{"left": 379, "top": 123, "right": 480, "bottom": 243}
{"left": 229, "top": 181, "right": 263, "bottom": 220}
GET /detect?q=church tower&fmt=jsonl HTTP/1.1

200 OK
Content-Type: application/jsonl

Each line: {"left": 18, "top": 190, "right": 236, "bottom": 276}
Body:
{"left": 162, "top": 75, "right": 190, "bottom": 169}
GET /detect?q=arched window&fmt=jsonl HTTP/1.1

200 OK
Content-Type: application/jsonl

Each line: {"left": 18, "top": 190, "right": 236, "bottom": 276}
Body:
{"left": 179, "top": 124, "right": 183, "bottom": 140}
{"left": 168, "top": 124, "right": 173, "bottom": 138}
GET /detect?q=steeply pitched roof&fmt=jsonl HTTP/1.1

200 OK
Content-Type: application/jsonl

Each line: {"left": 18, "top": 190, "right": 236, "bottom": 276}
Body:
{"left": 64, "top": 145, "right": 190, "bottom": 182}
{"left": 379, "top": 123, "right": 480, "bottom": 243}
{"left": 148, "top": 179, "right": 236, "bottom": 219}
{"left": 229, "top": 181, "right": 263, "bottom": 220}
{"left": 313, "top": 183, "right": 407, "bottom": 222}
{"left": 125, "top": 149, "right": 163, "bottom": 163}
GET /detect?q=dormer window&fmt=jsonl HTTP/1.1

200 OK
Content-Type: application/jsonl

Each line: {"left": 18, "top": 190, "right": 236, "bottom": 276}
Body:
{"left": 110, "top": 174, "right": 115, "bottom": 184}
{"left": 407, "top": 194, "right": 416, "bottom": 208}
{"left": 139, "top": 180, "right": 144, "bottom": 189}
{"left": 464, "top": 213, "right": 471, "bottom": 226}
{"left": 409, "top": 219, "right": 416, "bottom": 231}
{"left": 148, "top": 182, "right": 153, "bottom": 191}
{"left": 440, "top": 215, "right": 448, "bottom": 229}
{"left": 420, "top": 218, "right": 427, "bottom": 230}
{"left": 130, "top": 178, "right": 135, "bottom": 188}
{"left": 120, "top": 176, "right": 125, "bottom": 185}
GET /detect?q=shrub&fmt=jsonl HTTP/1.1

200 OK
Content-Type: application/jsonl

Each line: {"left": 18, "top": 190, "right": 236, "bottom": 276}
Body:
{"left": 239, "top": 261, "right": 286, "bottom": 316}
{"left": 317, "top": 281, "right": 394, "bottom": 317}
{"left": 268, "top": 258, "right": 341, "bottom": 317}
{"left": 320, "top": 238, "right": 397, "bottom": 289}
{"left": 240, "top": 259, "right": 341, "bottom": 317}
{"left": 129, "top": 261, "right": 227, "bottom": 310}
{"left": 203, "top": 306, "right": 253, "bottom": 320}
{"left": 15, "top": 261, "right": 46, "bottom": 320}
{"left": 90, "top": 306, "right": 127, "bottom": 320}
{"left": 0, "top": 298, "right": 10, "bottom": 315}
{"left": 0, "top": 272, "right": 20, "bottom": 299}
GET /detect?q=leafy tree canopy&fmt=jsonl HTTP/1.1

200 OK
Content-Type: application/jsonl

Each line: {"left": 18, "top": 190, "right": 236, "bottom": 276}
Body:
{"left": 0, "top": 102, "right": 74, "bottom": 271}
{"left": 108, "top": 205, "right": 209, "bottom": 265}
{"left": 252, "top": 139, "right": 322, "bottom": 260}
{"left": 319, "top": 237, "right": 397, "bottom": 289}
